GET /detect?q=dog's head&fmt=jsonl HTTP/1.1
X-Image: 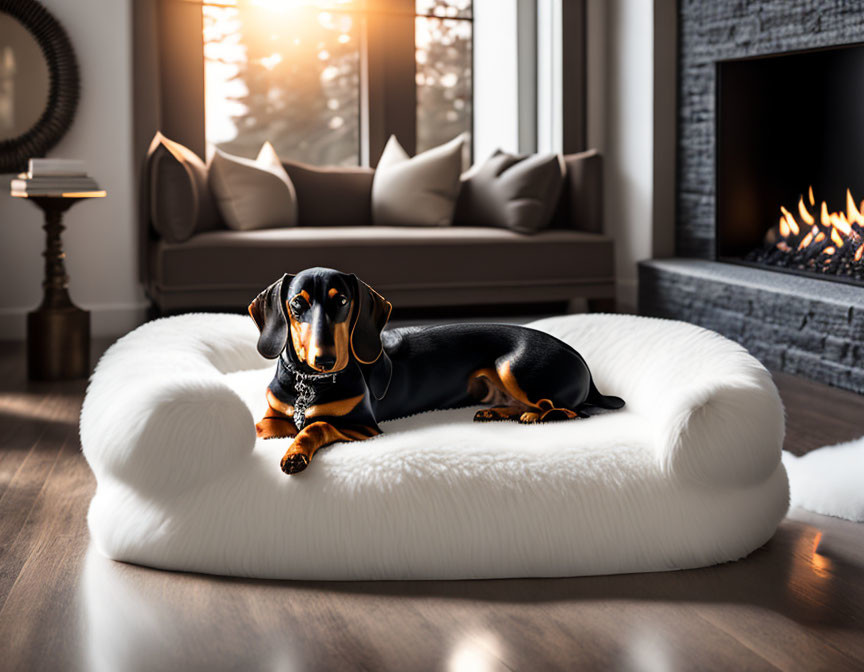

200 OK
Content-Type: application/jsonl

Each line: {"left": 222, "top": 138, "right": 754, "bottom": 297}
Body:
{"left": 248, "top": 268, "right": 392, "bottom": 381}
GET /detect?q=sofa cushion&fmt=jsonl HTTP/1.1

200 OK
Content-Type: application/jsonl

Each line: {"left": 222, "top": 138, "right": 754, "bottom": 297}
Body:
{"left": 372, "top": 135, "right": 465, "bottom": 227}
{"left": 454, "top": 150, "right": 564, "bottom": 233}
{"left": 146, "top": 132, "right": 219, "bottom": 243}
{"left": 208, "top": 143, "right": 298, "bottom": 231}
{"left": 281, "top": 160, "right": 374, "bottom": 227}
{"left": 151, "top": 226, "right": 614, "bottom": 307}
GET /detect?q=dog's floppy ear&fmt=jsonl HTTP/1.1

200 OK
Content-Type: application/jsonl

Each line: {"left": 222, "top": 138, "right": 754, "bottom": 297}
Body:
{"left": 248, "top": 274, "right": 293, "bottom": 359}
{"left": 349, "top": 274, "right": 392, "bottom": 365}
{"left": 362, "top": 352, "right": 393, "bottom": 401}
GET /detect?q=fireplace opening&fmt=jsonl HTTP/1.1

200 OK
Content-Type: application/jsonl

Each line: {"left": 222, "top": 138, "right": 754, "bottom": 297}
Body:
{"left": 716, "top": 43, "right": 864, "bottom": 285}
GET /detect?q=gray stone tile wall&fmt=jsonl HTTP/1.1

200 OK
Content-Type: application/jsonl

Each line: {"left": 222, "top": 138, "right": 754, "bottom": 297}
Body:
{"left": 639, "top": 259, "right": 864, "bottom": 393}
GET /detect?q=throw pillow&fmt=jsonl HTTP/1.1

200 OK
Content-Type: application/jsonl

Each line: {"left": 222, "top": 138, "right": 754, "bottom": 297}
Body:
{"left": 208, "top": 142, "right": 298, "bottom": 231}
{"left": 147, "top": 132, "right": 219, "bottom": 243}
{"left": 281, "top": 160, "right": 374, "bottom": 227}
{"left": 372, "top": 134, "right": 465, "bottom": 227}
{"left": 550, "top": 149, "right": 603, "bottom": 233}
{"left": 454, "top": 150, "right": 564, "bottom": 234}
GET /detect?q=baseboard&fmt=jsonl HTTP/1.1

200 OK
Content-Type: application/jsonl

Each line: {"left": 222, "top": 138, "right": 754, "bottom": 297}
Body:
{"left": 0, "top": 303, "right": 149, "bottom": 340}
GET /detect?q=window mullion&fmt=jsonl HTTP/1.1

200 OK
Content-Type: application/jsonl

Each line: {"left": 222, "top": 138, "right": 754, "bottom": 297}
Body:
{"left": 517, "top": 0, "right": 538, "bottom": 154}
{"left": 362, "top": 0, "right": 418, "bottom": 166}
{"left": 561, "top": 0, "right": 586, "bottom": 154}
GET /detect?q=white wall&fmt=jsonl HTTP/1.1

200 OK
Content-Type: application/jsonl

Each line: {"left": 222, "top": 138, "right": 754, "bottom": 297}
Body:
{"left": 473, "top": 0, "right": 520, "bottom": 163}
{"left": 589, "top": 0, "right": 676, "bottom": 312}
{"left": 600, "top": 0, "right": 654, "bottom": 312}
{"left": 0, "top": 0, "right": 145, "bottom": 339}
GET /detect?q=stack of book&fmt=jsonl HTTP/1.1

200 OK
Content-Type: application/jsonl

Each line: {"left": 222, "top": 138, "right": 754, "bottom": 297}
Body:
{"left": 10, "top": 159, "right": 101, "bottom": 195}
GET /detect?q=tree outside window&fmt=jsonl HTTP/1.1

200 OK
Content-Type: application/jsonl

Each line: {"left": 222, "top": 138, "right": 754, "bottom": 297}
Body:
{"left": 203, "top": 0, "right": 472, "bottom": 166}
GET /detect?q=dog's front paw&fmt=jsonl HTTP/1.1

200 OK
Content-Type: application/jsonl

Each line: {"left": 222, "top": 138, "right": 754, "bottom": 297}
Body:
{"left": 280, "top": 452, "right": 309, "bottom": 475}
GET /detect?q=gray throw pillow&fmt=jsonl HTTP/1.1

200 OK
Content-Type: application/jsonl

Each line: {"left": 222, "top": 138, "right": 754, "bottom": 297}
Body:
{"left": 147, "top": 132, "right": 219, "bottom": 243}
{"left": 550, "top": 149, "right": 603, "bottom": 232}
{"left": 208, "top": 142, "right": 298, "bottom": 231}
{"left": 454, "top": 150, "right": 565, "bottom": 234}
{"left": 372, "top": 135, "right": 465, "bottom": 227}
{"left": 281, "top": 160, "right": 374, "bottom": 227}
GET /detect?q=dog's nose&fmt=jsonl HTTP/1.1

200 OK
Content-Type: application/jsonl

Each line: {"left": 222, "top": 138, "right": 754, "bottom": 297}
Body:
{"left": 315, "top": 355, "right": 337, "bottom": 371}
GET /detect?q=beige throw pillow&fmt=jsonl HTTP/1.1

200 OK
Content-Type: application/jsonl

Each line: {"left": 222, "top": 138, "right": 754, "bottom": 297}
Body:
{"left": 208, "top": 142, "right": 298, "bottom": 231}
{"left": 372, "top": 134, "right": 465, "bottom": 227}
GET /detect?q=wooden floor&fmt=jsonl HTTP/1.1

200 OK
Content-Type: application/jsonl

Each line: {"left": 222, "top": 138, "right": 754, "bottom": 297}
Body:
{"left": 1, "top": 340, "right": 863, "bottom": 671}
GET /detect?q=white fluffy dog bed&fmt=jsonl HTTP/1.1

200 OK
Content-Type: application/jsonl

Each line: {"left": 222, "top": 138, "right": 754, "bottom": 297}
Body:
{"left": 80, "top": 313, "right": 788, "bottom": 580}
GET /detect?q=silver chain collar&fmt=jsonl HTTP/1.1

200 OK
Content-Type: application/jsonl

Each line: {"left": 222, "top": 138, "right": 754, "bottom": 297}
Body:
{"left": 290, "top": 367, "right": 339, "bottom": 430}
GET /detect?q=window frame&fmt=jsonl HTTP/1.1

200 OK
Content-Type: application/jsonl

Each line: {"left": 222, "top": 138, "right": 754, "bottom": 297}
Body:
{"left": 362, "top": 0, "right": 419, "bottom": 165}
{"left": 536, "top": 0, "right": 586, "bottom": 155}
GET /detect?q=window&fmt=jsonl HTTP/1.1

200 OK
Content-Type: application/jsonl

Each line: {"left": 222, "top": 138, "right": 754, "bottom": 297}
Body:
{"left": 203, "top": 1, "right": 361, "bottom": 165}
{"left": 415, "top": 1, "right": 472, "bottom": 155}
{"left": 141, "top": 0, "right": 585, "bottom": 179}
{"left": 202, "top": 0, "right": 473, "bottom": 166}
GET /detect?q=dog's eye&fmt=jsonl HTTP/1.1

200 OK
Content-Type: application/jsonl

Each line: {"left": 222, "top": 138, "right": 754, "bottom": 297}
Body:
{"left": 337, "top": 295, "right": 348, "bottom": 306}
{"left": 290, "top": 298, "right": 306, "bottom": 313}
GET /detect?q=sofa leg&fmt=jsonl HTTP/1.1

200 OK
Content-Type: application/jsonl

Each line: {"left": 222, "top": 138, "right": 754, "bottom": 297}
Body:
{"left": 587, "top": 297, "right": 617, "bottom": 314}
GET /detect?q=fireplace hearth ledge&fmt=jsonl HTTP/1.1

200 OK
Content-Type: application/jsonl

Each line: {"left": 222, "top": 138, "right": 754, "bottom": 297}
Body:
{"left": 639, "top": 258, "right": 864, "bottom": 394}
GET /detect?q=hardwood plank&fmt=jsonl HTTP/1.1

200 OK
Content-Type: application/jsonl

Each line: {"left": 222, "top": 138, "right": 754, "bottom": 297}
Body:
{"left": 0, "top": 391, "right": 79, "bottom": 496}
{"left": 0, "top": 387, "right": 84, "bottom": 607}
{"left": 0, "top": 338, "right": 84, "bottom": 500}
{"left": 0, "top": 433, "right": 65, "bottom": 606}
{"left": 772, "top": 371, "right": 864, "bottom": 455}
{"left": 0, "top": 436, "right": 95, "bottom": 671}
{"left": 421, "top": 594, "right": 777, "bottom": 671}
{"left": 694, "top": 515, "right": 864, "bottom": 671}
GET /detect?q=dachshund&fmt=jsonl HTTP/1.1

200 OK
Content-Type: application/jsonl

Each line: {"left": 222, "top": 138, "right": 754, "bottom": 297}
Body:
{"left": 248, "top": 267, "right": 625, "bottom": 474}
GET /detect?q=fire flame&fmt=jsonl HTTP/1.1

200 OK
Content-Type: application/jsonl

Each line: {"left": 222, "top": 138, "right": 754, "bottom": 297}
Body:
{"left": 767, "top": 187, "right": 864, "bottom": 266}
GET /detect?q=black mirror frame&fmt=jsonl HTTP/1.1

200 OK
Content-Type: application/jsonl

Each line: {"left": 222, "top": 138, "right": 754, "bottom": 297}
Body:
{"left": 0, "top": 0, "right": 79, "bottom": 174}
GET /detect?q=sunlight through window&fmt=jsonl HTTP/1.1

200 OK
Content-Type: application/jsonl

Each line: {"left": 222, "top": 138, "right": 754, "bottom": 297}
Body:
{"left": 203, "top": 0, "right": 472, "bottom": 165}
{"left": 203, "top": 0, "right": 360, "bottom": 165}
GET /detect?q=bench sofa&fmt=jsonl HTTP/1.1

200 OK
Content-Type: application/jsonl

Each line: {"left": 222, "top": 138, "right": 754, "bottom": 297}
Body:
{"left": 140, "top": 149, "right": 615, "bottom": 314}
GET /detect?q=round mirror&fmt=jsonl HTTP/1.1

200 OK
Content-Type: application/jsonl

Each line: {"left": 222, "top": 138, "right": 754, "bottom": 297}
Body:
{"left": 0, "top": 0, "right": 79, "bottom": 174}
{"left": 0, "top": 13, "right": 49, "bottom": 141}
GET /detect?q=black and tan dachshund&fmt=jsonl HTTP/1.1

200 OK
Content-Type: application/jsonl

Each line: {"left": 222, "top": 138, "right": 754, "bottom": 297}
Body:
{"left": 248, "top": 267, "right": 625, "bottom": 474}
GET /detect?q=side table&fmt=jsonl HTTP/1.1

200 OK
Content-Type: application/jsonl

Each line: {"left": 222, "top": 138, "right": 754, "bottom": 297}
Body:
{"left": 11, "top": 190, "right": 107, "bottom": 380}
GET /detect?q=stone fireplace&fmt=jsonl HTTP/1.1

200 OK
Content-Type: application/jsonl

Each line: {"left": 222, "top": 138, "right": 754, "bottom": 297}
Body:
{"left": 640, "top": 1, "right": 864, "bottom": 394}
